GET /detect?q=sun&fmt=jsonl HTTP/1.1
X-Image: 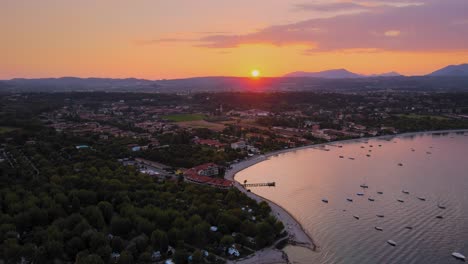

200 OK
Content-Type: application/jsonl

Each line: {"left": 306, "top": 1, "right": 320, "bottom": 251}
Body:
{"left": 251, "top": 69, "right": 260, "bottom": 78}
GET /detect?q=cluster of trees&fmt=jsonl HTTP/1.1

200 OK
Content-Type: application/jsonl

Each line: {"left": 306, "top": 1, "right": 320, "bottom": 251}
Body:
{"left": 0, "top": 125, "right": 285, "bottom": 263}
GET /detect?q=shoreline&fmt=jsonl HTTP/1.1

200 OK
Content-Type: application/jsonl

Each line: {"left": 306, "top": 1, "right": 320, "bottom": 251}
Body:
{"left": 224, "top": 128, "right": 468, "bottom": 264}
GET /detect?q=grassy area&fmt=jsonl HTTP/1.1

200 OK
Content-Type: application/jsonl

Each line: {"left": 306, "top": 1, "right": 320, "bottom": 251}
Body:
{"left": 0, "top": 126, "right": 19, "bottom": 134}
{"left": 163, "top": 113, "right": 205, "bottom": 122}
{"left": 396, "top": 114, "right": 450, "bottom": 121}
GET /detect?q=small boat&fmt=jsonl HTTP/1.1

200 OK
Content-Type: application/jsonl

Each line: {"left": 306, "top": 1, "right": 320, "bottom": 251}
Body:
{"left": 438, "top": 204, "right": 446, "bottom": 209}
{"left": 338, "top": 145, "right": 343, "bottom": 148}
{"left": 397, "top": 199, "right": 405, "bottom": 203}
{"left": 375, "top": 226, "right": 383, "bottom": 231}
{"left": 378, "top": 145, "right": 382, "bottom": 147}
{"left": 347, "top": 198, "right": 353, "bottom": 202}
{"left": 436, "top": 215, "right": 444, "bottom": 219}
{"left": 405, "top": 226, "right": 413, "bottom": 230}
{"left": 360, "top": 184, "right": 369, "bottom": 188}
{"left": 322, "top": 199, "right": 329, "bottom": 203}
{"left": 369, "top": 145, "right": 373, "bottom": 147}
{"left": 368, "top": 150, "right": 372, "bottom": 152}
{"left": 376, "top": 214, "right": 385, "bottom": 218}
{"left": 366, "top": 154, "right": 371, "bottom": 157}
{"left": 452, "top": 252, "right": 466, "bottom": 261}
{"left": 361, "top": 146, "right": 365, "bottom": 148}
{"left": 368, "top": 198, "right": 375, "bottom": 202}
{"left": 339, "top": 155, "right": 344, "bottom": 158}
{"left": 417, "top": 197, "right": 426, "bottom": 201}
{"left": 398, "top": 163, "right": 403, "bottom": 166}
{"left": 427, "top": 151, "right": 432, "bottom": 154}
{"left": 357, "top": 192, "right": 364, "bottom": 196}
{"left": 411, "top": 149, "right": 415, "bottom": 152}
{"left": 349, "top": 157, "right": 355, "bottom": 160}
{"left": 402, "top": 190, "right": 410, "bottom": 194}
{"left": 353, "top": 215, "right": 360, "bottom": 220}
{"left": 387, "top": 240, "right": 397, "bottom": 246}
{"left": 377, "top": 191, "right": 383, "bottom": 195}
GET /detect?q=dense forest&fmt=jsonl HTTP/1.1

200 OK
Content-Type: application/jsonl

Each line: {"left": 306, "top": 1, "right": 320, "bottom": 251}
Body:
{"left": 0, "top": 127, "right": 284, "bottom": 263}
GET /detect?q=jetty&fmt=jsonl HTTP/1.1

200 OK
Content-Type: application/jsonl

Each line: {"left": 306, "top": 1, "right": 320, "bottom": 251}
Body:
{"left": 242, "top": 182, "right": 276, "bottom": 187}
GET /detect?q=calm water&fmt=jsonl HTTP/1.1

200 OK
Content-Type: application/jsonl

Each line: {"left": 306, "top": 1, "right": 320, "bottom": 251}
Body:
{"left": 236, "top": 131, "right": 468, "bottom": 264}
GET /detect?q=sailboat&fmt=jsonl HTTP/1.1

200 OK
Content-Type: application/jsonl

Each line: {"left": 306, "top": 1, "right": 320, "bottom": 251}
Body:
{"left": 452, "top": 252, "right": 466, "bottom": 261}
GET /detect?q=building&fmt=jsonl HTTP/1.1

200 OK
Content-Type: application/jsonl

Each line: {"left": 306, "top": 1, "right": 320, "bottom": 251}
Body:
{"left": 231, "top": 141, "right": 246, "bottom": 150}
{"left": 184, "top": 163, "right": 233, "bottom": 189}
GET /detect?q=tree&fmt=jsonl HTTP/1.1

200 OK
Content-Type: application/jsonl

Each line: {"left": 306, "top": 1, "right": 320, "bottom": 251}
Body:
{"left": 111, "top": 216, "right": 132, "bottom": 237}
{"left": 220, "top": 235, "right": 235, "bottom": 247}
{"left": 151, "top": 230, "right": 168, "bottom": 252}
{"left": 97, "top": 201, "right": 114, "bottom": 224}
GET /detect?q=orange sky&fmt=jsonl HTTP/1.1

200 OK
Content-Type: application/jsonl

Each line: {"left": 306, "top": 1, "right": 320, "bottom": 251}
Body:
{"left": 2, "top": 0, "right": 468, "bottom": 79}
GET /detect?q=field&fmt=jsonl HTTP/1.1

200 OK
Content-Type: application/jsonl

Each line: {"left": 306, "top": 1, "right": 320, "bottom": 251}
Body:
{"left": 0, "top": 126, "right": 19, "bottom": 134}
{"left": 162, "top": 113, "right": 205, "bottom": 122}
{"left": 396, "top": 114, "right": 450, "bottom": 121}
{"left": 177, "top": 120, "right": 226, "bottom": 131}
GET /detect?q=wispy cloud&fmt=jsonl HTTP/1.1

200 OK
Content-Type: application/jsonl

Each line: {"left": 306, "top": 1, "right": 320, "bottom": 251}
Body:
{"left": 192, "top": 0, "right": 468, "bottom": 52}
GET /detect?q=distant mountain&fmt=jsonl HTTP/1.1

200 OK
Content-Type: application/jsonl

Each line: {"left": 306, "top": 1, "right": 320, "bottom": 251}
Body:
{"left": 284, "top": 69, "right": 362, "bottom": 79}
{"left": 3, "top": 77, "right": 158, "bottom": 92}
{"left": 428, "top": 64, "right": 468, "bottom": 77}
{"left": 369, "top": 71, "right": 403, "bottom": 77}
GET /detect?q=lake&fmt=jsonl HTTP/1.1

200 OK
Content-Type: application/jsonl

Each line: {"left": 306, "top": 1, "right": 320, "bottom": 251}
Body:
{"left": 235, "top": 131, "right": 468, "bottom": 264}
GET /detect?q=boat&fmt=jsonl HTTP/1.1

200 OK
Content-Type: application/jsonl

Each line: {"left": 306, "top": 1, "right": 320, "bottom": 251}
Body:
{"left": 353, "top": 215, "right": 360, "bottom": 220}
{"left": 368, "top": 198, "right": 375, "bottom": 202}
{"left": 357, "top": 192, "right": 364, "bottom": 196}
{"left": 366, "top": 154, "right": 371, "bottom": 157}
{"left": 402, "top": 190, "right": 410, "bottom": 194}
{"left": 377, "top": 191, "right": 383, "bottom": 194}
{"left": 376, "top": 214, "right": 385, "bottom": 218}
{"left": 427, "top": 151, "right": 432, "bottom": 154}
{"left": 361, "top": 146, "right": 365, "bottom": 148}
{"left": 378, "top": 145, "right": 382, "bottom": 147}
{"left": 375, "top": 226, "right": 383, "bottom": 231}
{"left": 438, "top": 204, "right": 446, "bottom": 209}
{"left": 387, "top": 240, "right": 397, "bottom": 246}
{"left": 369, "top": 145, "right": 373, "bottom": 147}
{"left": 322, "top": 199, "right": 329, "bottom": 203}
{"left": 452, "top": 252, "right": 466, "bottom": 261}
{"left": 397, "top": 199, "right": 405, "bottom": 203}
{"left": 436, "top": 215, "right": 444, "bottom": 219}
{"left": 398, "top": 163, "right": 403, "bottom": 166}
{"left": 349, "top": 157, "right": 355, "bottom": 160}
{"left": 360, "top": 184, "right": 369, "bottom": 188}
{"left": 339, "top": 155, "right": 344, "bottom": 158}
{"left": 347, "top": 198, "right": 353, "bottom": 202}
{"left": 417, "top": 197, "right": 426, "bottom": 201}
{"left": 405, "top": 226, "right": 413, "bottom": 230}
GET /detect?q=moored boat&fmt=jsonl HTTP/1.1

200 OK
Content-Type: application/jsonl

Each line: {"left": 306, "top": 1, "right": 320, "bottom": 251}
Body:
{"left": 387, "top": 240, "right": 397, "bottom": 246}
{"left": 347, "top": 198, "right": 353, "bottom": 202}
{"left": 452, "top": 252, "right": 466, "bottom": 261}
{"left": 397, "top": 199, "right": 405, "bottom": 203}
{"left": 377, "top": 191, "right": 383, "bottom": 194}
{"left": 417, "top": 197, "right": 426, "bottom": 201}
{"left": 322, "top": 199, "right": 329, "bottom": 203}
{"left": 375, "top": 226, "right": 383, "bottom": 231}
{"left": 402, "top": 190, "right": 410, "bottom": 194}
{"left": 376, "top": 214, "right": 385, "bottom": 218}
{"left": 353, "top": 215, "right": 360, "bottom": 220}
{"left": 368, "top": 198, "right": 375, "bottom": 202}
{"left": 357, "top": 192, "right": 364, "bottom": 196}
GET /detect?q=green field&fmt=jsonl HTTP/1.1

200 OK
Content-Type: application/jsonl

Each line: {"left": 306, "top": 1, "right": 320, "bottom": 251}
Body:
{"left": 162, "top": 113, "right": 205, "bottom": 122}
{"left": 396, "top": 114, "right": 449, "bottom": 121}
{"left": 0, "top": 126, "right": 19, "bottom": 134}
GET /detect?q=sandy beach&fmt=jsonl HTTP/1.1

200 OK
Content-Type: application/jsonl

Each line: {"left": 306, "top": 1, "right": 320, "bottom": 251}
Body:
{"left": 225, "top": 128, "right": 468, "bottom": 264}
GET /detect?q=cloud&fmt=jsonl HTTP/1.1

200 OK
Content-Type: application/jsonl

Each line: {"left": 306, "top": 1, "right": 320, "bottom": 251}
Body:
{"left": 294, "top": 2, "right": 369, "bottom": 12}
{"left": 193, "top": 0, "right": 468, "bottom": 52}
{"left": 384, "top": 30, "right": 401, "bottom": 37}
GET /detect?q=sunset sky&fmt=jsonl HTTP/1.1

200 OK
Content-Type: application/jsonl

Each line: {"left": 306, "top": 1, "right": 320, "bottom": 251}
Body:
{"left": 2, "top": 0, "right": 468, "bottom": 79}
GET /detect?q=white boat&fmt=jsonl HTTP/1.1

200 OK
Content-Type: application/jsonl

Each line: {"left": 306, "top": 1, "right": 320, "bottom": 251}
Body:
{"left": 438, "top": 204, "right": 446, "bottom": 209}
{"left": 322, "top": 199, "right": 329, "bottom": 203}
{"left": 387, "top": 240, "right": 397, "bottom": 246}
{"left": 452, "top": 252, "right": 466, "bottom": 261}
{"left": 357, "top": 192, "right": 364, "bottom": 196}
{"left": 375, "top": 226, "right": 383, "bottom": 231}
{"left": 417, "top": 197, "right": 426, "bottom": 201}
{"left": 353, "top": 215, "right": 360, "bottom": 220}
{"left": 402, "top": 190, "right": 410, "bottom": 194}
{"left": 347, "top": 198, "right": 353, "bottom": 202}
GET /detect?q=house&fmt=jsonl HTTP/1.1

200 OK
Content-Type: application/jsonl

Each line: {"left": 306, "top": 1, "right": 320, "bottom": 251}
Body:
{"left": 184, "top": 163, "right": 233, "bottom": 189}
{"left": 231, "top": 141, "right": 246, "bottom": 150}
{"left": 196, "top": 163, "right": 219, "bottom": 177}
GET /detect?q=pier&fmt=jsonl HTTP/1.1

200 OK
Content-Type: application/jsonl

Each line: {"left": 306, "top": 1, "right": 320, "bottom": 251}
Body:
{"left": 242, "top": 182, "right": 276, "bottom": 187}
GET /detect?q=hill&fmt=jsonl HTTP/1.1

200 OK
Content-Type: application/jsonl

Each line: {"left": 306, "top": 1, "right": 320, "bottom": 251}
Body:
{"left": 428, "top": 64, "right": 468, "bottom": 77}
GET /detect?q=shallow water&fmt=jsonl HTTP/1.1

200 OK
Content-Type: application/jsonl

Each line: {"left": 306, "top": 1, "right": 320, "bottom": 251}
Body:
{"left": 236, "top": 132, "right": 468, "bottom": 264}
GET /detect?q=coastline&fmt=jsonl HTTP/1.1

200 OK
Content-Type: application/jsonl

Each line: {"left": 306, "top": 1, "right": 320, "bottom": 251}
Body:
{"left": 224, "top": 128, "right": 468, "bottom": 264}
